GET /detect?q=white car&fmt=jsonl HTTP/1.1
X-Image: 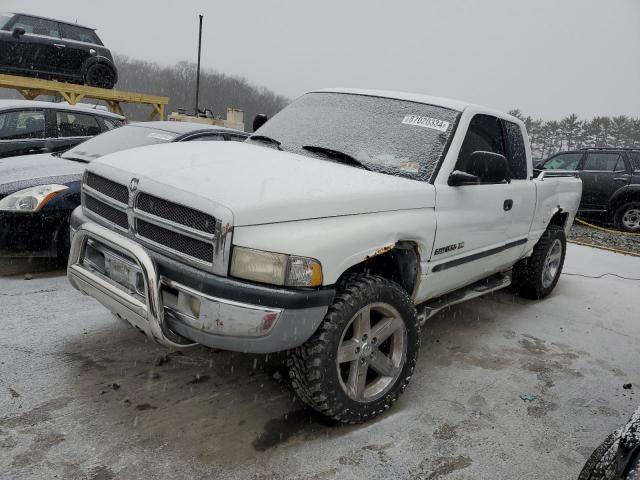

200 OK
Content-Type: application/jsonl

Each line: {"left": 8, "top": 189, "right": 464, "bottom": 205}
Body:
{"left": 67, "top": 88, "right": 582, "bottom": 423}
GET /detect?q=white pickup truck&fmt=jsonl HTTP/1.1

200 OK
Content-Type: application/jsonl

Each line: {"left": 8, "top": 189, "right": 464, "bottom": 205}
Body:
{"left": 68, "top": 89, "right": 581, "bottom": 423}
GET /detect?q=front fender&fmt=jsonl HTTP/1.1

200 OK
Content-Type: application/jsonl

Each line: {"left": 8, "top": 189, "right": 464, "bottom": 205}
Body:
{"left": 231, "top": 209, "right": 436, "bottom": 285}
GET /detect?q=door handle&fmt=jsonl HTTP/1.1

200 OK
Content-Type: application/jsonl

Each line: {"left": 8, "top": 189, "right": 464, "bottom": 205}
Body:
{"left": 53, "top": 43, "right": 66, "bottom": 48}
{"left": 503, "top": 199, "right": 513, "bottom": 211}
{"left": 613, "top": 176, "right": 630, "bottom": 182}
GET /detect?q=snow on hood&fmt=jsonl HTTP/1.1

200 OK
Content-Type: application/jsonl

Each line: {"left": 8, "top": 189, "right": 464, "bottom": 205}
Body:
{"left": 0, "top": 153, "right": 85, "bottom": 183}
{"left": 0, "top": 153, "right": 85, "bottom": 196}
{"left": 90, "top": 142, "right": 435, "bottom": 226}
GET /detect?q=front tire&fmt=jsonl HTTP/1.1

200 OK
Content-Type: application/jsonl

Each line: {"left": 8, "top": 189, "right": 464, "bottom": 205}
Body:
{"left": 513, "top": 225, "right": 566, "bottom": 299}
{"left": 614, "top": 202, "right": 640, "bottom": 233}
{"left": 287, "top": 274, "right": 420, "bottom": 424}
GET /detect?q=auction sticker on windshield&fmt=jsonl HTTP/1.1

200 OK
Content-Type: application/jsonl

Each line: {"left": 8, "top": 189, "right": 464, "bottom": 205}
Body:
{"left": 401, "top": 114, "right": 450, "bottom": 132}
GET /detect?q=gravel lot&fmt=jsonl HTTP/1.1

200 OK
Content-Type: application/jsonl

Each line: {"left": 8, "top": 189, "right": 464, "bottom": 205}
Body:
{"left": 569, "top": 220, "right": 640, "bottom": 256}
{"left": 1, "top": 244, "right": 639, "bottom": 479}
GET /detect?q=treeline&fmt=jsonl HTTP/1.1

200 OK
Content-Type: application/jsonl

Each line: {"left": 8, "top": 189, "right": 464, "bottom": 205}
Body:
{"left": 113, "top": 55, "right": 289, "bottom": 129}
{"left": 508, "top": 110, "right": 640, "bottom": 160}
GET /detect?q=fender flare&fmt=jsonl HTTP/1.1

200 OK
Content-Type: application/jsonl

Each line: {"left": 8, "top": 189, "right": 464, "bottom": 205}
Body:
{"left": 608, "top": 185, "right": 640, "bottom": 212}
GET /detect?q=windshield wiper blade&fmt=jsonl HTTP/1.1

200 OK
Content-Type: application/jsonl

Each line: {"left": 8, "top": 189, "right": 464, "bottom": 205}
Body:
{"left": 61, "top": 154, "right": 89, "bottom": 163}
{"left": 302, "top": 145, "right": 370, "bottom": 171}
{"left": 249, "top": 135, "right": 282, "bottom": 150}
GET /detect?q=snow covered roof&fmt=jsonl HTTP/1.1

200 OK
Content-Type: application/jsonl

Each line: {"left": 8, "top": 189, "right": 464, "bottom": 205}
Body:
{"left": 0, "top": 99, "right": 124, "bottom": 118}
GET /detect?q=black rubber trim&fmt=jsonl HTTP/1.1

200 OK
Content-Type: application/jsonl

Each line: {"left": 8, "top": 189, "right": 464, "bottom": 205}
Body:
{"left": 431, "top": 237, "right": 528, "bottom": 272}
{"left": 151, "top": 251, "right": 335, "bottom": 309}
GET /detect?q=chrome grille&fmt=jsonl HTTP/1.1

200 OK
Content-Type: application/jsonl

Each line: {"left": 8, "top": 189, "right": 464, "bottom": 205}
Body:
{"left": 85, "top": 173, "right": 128, "bottom": 204}
{"left": 84, "top": 195, "right": 128, "bottom": 229}
{"left": 136, "top": 219, "right": 213, "bottom": 262}
{"left": 136, "top": 193, "right": 216, "bottom": 234}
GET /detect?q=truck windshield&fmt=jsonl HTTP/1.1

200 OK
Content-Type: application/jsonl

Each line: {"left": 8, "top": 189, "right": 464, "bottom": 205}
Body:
{"left": 250, "top": 92, "right": 460, "bottom": 181}
{"left": 61, "top": 125, "right": 176, "bottom": 162}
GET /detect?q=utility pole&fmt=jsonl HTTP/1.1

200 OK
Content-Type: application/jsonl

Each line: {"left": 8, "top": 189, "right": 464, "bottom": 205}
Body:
{"left": 195, "top": 14, "right": 203, "bottom": 115}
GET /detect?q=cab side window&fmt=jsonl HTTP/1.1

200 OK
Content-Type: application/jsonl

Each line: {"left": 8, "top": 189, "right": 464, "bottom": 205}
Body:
{"left": 503, "top": 121, "right": 528, "bottom": 180}
{"left": 455, "top": 114, "right": 505, "bottom": 173}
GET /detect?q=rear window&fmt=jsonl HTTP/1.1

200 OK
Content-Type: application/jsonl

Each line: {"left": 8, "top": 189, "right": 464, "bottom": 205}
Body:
{"left": 60, "top": 23, "right": 101, "bottom": 44}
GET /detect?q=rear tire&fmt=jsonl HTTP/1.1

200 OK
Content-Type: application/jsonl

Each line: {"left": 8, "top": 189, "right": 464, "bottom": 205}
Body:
{"left": 287, "top": 274, "right": 420, "bottom": 424}
{"left": 513, "top": 225, "right": 566, "bottom": 300}
{"left": 614, "top": 202, "right": 640, "bottom": 233}
{"left": 577, "top": 432, "right": 619, "bottom": 480}
{"left": 85, "top": 63, "right": 116, "bottom": 89}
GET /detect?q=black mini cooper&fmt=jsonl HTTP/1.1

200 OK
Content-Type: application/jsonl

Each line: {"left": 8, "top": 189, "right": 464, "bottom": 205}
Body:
{"left": 0, "top": 12, "right": 118, "bottom": 89}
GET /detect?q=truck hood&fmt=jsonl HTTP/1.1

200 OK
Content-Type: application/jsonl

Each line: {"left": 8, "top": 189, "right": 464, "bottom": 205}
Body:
{"left": 90, "top": 142, "right": 435, "bottom": 226}
{"left": 0, "top": 153, "right": 85, "bottom": 197}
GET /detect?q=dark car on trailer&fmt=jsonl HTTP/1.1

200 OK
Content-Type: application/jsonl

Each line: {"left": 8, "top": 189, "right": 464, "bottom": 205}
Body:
{"left": 0, "top": 121, "right": 248, "bottom": 261}
{"left": 0, "top": 99, "right": 125, "bottom": 158}
{"left": 539, "top": 147, "right": 640, "bottom": 232}
{"left": 0, "top": 12, "right": 118, "bottom": 89}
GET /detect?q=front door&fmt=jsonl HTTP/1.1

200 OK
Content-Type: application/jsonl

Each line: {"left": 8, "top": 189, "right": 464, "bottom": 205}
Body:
{"left": 579, "top": 152, "right": 630, "bottom": 210}
{"left": 7, "top": 15, "right": 61, "bottom": 76}
{"left": 427, "top": 114, "right": 513, "bottom": 299}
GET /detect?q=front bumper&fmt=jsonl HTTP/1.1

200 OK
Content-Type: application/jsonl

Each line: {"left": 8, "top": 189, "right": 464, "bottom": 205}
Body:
{"left": 67, "top": 221, "right": 333, "bottom": 353}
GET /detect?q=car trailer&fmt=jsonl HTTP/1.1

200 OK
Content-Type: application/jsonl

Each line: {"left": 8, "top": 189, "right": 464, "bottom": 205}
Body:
{"left": 0, "top": 74, "right": 168, "bottom": 120}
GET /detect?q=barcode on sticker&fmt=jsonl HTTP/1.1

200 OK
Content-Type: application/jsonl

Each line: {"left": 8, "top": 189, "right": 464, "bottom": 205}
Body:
{"left": 402, "top": 115, "right": 450, "bottom": 132}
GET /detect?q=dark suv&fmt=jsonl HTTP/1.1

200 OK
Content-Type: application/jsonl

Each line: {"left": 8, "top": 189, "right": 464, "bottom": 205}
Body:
{"left": 0, "top": 12, "right": 118, "bottom": 89}
{"left": 540, "top": 148, "right": 640, "bottom": 232}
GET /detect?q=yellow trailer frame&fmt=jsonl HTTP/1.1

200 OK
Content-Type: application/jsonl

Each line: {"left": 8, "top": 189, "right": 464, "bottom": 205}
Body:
{"left": 0, "top": 74, "right": 168, "bottom": 120}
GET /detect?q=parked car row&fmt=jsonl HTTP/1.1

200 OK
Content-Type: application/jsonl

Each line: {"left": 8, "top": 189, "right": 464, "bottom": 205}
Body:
{"left": 0, "top": 99, "right": 125, "bottom": 158}
{"left": 0, "top": 118, "right": 248, "bottom": 259}
{"left": 539, "top": 148, "right": 640, "bottom": 232}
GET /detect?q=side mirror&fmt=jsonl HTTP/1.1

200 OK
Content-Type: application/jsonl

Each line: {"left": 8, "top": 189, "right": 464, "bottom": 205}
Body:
{"left": 252, "top": 114, "right": 268, "bottom": 132}
{"left": 448, "top": 170, "right": 479, "bottom": 186}
{"left": 466, "top": 151, "right": 510, "bottom": 184}
{"left": 12, "top": 27, "right": 26, "bottom": 38}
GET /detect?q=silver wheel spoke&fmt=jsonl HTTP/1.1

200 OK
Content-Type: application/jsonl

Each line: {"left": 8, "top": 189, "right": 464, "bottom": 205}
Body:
{"left": 369, "top": 352, "right": 396, "bottom": 377}
{"left": 347, "top": 360, "right": 368, "bottom": 399}
{"left": 353, "top": 306, "right": 371, "bottom": 339}
{"left": 371, "top": 316, "right": 402, "bottom": 343}
{"left": 337, "top": 339, "right": 359, "bottom": 363}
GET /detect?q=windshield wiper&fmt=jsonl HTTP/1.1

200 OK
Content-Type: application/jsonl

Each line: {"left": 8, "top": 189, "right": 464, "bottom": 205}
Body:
{"left": 302, "top": 145, "right": 370, "bottom": 171}
{"left": 249, "top": 135, "right": 282, "bottom": 150}
{"left": 61, "top": 154, "right": 90, "bottom": 163}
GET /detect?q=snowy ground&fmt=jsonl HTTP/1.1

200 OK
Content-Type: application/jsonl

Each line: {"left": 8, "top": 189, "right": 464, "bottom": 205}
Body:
{"left": 1, "top": 244, "right": 638, "bottom": 480}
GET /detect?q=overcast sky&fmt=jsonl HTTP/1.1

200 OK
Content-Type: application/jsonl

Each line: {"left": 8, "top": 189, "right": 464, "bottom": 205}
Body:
{"left": 4, "top": 0, "right": 640, "bottom": 118}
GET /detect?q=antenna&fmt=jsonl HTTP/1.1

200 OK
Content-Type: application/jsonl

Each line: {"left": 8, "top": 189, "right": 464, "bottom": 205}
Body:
{"left": 195, "top": 14, "right": 203, "bottom": 115}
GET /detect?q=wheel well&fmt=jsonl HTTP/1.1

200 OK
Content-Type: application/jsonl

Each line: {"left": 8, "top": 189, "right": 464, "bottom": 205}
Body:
{"left": 610, "top": 192, "right": 640, "bottom": 213}
{"left": 341, "top": 242, "right": 419, "bottom": 297}
{"left": 549, "top": 210, "right": 569, "bottom": 229}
